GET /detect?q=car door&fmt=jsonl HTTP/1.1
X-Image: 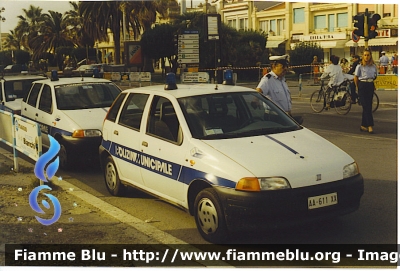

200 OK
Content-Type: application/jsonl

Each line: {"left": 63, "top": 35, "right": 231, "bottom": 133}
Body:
{"left": 139, "top": 95, "right": 187, "bottom": 203}
{"left": 22, "top": 83, "right": 50, "bottom": 144}
{"left": 107, "top": 92, "right": 149, "bottom": 186}
{"left": 36, "top": 84, "right": 54, "bottom": 148}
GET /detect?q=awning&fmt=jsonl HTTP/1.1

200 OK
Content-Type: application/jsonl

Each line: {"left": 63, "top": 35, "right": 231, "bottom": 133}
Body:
{"left": 345, "top": 37, "right": 398, "bottom": 47}
{"left": 266, "top": 40, "right": 286, "bottom": 48}
{"left": 316, "top": 40, "right": 348, "bottom": 48}
{"left": 290, "top": 40, "right": 347, "bottom": 49}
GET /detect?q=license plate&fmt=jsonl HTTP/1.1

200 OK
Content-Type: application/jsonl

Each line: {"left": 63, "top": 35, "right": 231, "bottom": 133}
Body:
{"left": 308, "top": 192, "right": 338, "bottom": 209}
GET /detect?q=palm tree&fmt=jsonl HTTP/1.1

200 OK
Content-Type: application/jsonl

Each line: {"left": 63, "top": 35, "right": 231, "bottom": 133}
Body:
{"left": 125, "top": 0, "right": 170, "bottom": 71}
{"left": 63, "top": 1, "right": 89, "bottom": 47}
{"left": 79, "top": 1, "right": 123, "bottom": 64}
{"left": 29, "top": 11, "right": 75, "bottom": 65}
{"left": 3, "top": 30, "right": 23, "bottom": 50}
{"left": 14, "top": 5, "right": 47, "bottom": 53}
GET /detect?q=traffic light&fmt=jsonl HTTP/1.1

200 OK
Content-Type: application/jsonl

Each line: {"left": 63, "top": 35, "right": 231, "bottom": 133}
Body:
{"left": 353, "top": 14, "right": 364, "bottom": 37}
{"left": 368, "top": 13, "right": 381, "bottom": 39}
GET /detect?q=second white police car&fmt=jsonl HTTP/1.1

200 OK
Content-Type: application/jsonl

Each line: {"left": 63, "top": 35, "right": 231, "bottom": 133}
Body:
{"left": 21, "top": 72, "right": 121, "bottom": 169}
{"left": 99, "top": 76, "right": 364, "bottom": 243}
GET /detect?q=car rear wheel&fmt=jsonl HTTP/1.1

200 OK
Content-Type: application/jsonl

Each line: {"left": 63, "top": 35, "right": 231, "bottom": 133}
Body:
{"left": 104, "top": 156, "right": 124, "bottom": 196}
{"left": 194, "top": 188, "right": 228, "bottom": 243}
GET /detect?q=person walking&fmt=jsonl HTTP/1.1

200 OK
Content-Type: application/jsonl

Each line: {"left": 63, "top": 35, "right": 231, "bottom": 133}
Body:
{"left": 354, "top": 49, "right": 378, "bottom": 134}
{"left": 379, "top": 51, "right": 389, "bottom": 74}
{"left": 311, "top": 56, "right": 320, "bottom": 84}
{"left": 392, "top": 53, "right": 398, "bottom": 75}
{"left": 348, "top": 55, "right": 361, "bottom": 103}
{"left": 256, "top": 54, "right": 292, "bottom": 115}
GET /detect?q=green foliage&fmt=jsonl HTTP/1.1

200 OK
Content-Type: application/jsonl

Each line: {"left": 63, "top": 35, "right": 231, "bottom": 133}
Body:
{"left": 0, "top": 51, "right": 13, "bottom": 65}
{"left": 140, "top": 12, "right": 266, "bottom": 78}
{"left": 289, "top": 42, "right": 324, "bottom": 75}
{"left": 14, "top": 50, "right": 31, "bottom": 65}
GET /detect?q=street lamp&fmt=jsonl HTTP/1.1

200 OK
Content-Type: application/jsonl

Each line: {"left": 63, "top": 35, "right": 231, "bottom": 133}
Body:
{"left": 0, "top": 7, "right": 5, "bottom": 51}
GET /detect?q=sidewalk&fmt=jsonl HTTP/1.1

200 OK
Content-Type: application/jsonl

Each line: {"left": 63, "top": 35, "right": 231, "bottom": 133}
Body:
{"left": 0, "top": 149, "right": 166, "bottom": 265}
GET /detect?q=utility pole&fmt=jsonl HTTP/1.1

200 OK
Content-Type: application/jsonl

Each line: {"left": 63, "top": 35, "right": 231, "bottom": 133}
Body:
{"left": 364, "top": 8, "right": 369, "bottom": 49}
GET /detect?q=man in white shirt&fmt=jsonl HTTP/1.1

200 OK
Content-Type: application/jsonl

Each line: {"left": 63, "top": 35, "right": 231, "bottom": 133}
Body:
{"left": 379, "top": 51, "right": 389, "bottom": 73}
{"left": 320, "top": 55, "right": 345, "bottom": 88}
{"left": 256, "top": 54, "right": 292, "bottom": 114}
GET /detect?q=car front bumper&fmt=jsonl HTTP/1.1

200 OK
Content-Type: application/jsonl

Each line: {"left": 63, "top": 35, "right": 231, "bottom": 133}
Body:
{"left": 214, "top": 174, "right": 364, "bottom": 231}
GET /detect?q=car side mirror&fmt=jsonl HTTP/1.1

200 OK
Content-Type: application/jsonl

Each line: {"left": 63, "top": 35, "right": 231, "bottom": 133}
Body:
{"left": 292, "top": 115, "right": 304, "bottom": 125}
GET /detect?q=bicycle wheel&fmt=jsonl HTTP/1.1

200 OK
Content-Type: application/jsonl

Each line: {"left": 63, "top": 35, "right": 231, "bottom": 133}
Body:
{"left": 334, "top": 93, "right": 352, "bottom": 115}
{"left": 372, "top": 92, "right": 379, "bottom": 113}
{"left": 310, "top": 90, "right": 325, "bottom": 113}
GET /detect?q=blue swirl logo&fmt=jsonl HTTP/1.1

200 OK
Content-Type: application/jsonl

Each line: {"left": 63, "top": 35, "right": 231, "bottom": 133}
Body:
{"left": 34, "top": 135, "right": 60, "bottom": 182}
{"left": 29, "top": 185, "right": 62, "bottom": 225}
{"left": 30, "top": 135, "right": 62, "bottom": 225}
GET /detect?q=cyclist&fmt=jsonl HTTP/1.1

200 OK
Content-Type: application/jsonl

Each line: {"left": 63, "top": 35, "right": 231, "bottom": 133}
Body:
{"left": 320, "top": 55, "right": 345, "bottom": 89}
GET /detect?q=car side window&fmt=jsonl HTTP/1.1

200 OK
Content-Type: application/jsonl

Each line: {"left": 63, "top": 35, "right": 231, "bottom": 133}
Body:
{"left": 106, "top": 93, "right": 127, "bottom": 123}
{"left": 38, "top": 85, "right": 53, "bottom": 114}
{"left": 118, "top": 93, "right": 149, "bottom": 130}
{"left": 27, "top": 83, "right": 42, "bottom": 107}
{"left": 147, "top": 96, "right": 182, "bottom": 144}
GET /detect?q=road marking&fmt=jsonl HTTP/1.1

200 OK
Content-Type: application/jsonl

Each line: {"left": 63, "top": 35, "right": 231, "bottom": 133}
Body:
{"left": 49, "top": 175, "right": 232, "bottom": 267}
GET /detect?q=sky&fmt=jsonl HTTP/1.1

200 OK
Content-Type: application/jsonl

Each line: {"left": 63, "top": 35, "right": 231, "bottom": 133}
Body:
{"left": 0, "top": 0, "right": 205, "bottom": 34}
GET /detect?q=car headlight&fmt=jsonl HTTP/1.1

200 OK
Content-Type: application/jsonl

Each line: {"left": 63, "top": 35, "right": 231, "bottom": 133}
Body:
{"left": 72, "top": 129, "right": 102, "bottom": 138}
{"left": 343, "top": 162, "right": 359, "bottom": 179}
{"left": 236, "top": 177, "right": 291, "bottom": 192}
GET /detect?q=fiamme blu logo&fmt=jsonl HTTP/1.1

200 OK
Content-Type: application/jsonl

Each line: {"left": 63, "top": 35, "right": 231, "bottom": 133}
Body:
{"left": 29, "top": 135, "right": 62, "bottom": 226}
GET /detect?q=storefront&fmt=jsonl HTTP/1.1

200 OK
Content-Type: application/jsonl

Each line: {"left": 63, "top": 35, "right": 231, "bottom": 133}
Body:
{"left": 291, "top": 33, "right": 350, "bottom": 63}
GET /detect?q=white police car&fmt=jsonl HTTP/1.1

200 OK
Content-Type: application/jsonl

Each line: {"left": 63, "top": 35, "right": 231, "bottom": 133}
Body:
{"left": 21, "top": 72, "right": 121, "bottom": 169}
{"left": 99, "top": 76, "right": 363, "bottom": 243}
{"left": 0, "top": 74, "right": 46, "bottom": 114}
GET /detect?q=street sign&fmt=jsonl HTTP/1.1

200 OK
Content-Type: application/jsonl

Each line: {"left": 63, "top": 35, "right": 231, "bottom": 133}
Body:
{"left": 351, "top": 30, "right": 360, "bottom": 42}
{"left": 178, "top": 39, "right": 199, "bottom": 45}
{"left": 178, "top": 54, "right": 199, "bottom": 59}
{"left": 178, "top": 48, "right": 199, "bottom": 54}
{"left": 178, "top": 44, "right": 199, "bottom": 49}
{"left": 178, "top": 34, "right": 199, "bottom": 40}
{"left": 178, "top": 58, "right": 200, "bottom": 64}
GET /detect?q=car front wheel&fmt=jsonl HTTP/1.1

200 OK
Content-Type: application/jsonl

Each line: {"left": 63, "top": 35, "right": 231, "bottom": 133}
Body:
{"left": 194, "top": 188, "right": 228, "bottom": 243}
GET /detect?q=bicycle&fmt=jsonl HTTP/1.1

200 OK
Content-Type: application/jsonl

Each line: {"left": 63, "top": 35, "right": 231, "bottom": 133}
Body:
{"left": 353, "top": 91, "right": 379, "bottom": 113}
{"left": 310, "top": 79, "right": 352, "bottom": 115}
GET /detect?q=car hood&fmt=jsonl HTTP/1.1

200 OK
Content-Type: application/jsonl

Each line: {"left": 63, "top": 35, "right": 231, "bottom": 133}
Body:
{"left": 59, "top": 107, "right": 109, "bottom": 130}
{"left": 201, "top": 128, "right": 355, "bottom": 188}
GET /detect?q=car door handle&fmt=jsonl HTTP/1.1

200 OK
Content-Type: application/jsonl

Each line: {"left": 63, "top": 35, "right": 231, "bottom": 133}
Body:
{"left": 113, "top": 130, "right": 119, "bottom": 135}
{"left": 142, "top": 141, "right": 148, "bottom": 147}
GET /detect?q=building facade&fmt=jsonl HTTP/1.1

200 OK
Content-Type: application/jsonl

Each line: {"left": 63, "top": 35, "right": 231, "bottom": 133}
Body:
{"left": 219, "top": 1, "right": 398, "bottom": 63}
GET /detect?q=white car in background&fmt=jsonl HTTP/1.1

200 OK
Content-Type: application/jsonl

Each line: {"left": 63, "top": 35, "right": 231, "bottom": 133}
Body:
{"left": 21, "top": 72, "right": 121, "bottom": 169}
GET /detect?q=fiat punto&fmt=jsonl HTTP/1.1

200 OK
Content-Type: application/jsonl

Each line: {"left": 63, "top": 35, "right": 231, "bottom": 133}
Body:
{"left": 99, "top": 81, "right": 363, "bottom": 243}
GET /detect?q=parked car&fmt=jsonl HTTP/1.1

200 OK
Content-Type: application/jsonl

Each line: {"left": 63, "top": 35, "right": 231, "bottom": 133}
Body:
{"left": 0, "top": 74, "right": 46, "bottom": 114}
{"left": 71, "top": 65, "right": 91, "bottom": 77}
{"left": 3, "top": 64, "right": 28, "bottom": 73}
{"left": 98, "top": 78, "right": 364, "bottom": 243}
{"left": 21, "top": 72, "right": 122, "bottom": 169}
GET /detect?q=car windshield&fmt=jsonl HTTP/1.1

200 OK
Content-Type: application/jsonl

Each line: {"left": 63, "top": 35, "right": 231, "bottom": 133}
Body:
{"left": 178, "top": 92, "right": 301, "bottom": 139}
{"left": 55, "top": 83, "right": 121, "bottom": 110}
